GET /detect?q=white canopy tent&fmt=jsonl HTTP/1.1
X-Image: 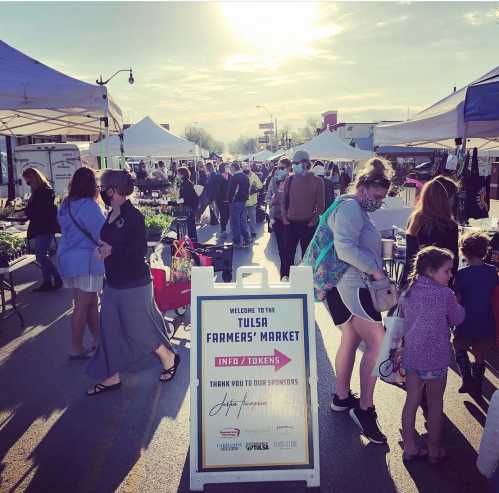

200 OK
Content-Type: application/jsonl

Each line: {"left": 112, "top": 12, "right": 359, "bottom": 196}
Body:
{"left": 89, "top": 116, "right": 198, "bottom": 159}
{"left": 0, "top": 40, "right": 122, "bottom": 136}
{"left": 374, "top": 66, "right": 499, "bottom": 151}
{"left": 242, "top": 149, "right": 274, "bottom": 161}
{"left": 293, "top": 129, "right": 374, "bottom": 161}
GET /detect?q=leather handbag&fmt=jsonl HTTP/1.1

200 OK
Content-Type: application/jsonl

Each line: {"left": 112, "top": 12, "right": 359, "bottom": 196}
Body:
{"left": 364, "top": 273, "right": 399, "bottom": 313}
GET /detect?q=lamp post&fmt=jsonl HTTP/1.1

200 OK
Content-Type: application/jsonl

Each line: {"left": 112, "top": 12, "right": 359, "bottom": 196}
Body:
{"left": 256, "top": 105, "right": 278, "bottom": 151}
{"left": 95, "top": 68, "right": 134, "bottom": 170}
{"left": 96, "top": 68, "right": 134, "bottom": 86}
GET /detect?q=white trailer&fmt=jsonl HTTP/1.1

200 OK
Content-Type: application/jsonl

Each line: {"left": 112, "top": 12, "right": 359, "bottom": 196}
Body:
{"left": 14, "top": 143, "right": 82, "bottom": 197}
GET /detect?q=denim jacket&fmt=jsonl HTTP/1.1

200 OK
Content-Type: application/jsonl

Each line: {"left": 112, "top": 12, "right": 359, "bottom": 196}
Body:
{"left": 57, "top": 198, "right": 106, "bottom": 278}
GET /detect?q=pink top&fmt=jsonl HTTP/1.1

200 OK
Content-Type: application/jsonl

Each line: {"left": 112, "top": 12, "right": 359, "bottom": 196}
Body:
{"left": 401, "top": 276, "right": 465, "bottom": 371}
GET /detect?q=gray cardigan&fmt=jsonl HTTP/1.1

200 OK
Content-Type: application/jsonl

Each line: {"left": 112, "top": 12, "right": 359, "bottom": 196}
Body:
{"left": 327, "top": 196, "right": 383, "bottom": 289}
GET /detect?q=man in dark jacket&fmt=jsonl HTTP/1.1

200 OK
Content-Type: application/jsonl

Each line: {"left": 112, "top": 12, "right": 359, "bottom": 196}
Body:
{"left": 212, "top": 163, "right": 230, "bottom": 239}
{"left": 227, "top": 161, "right": 250, "bottom": 247}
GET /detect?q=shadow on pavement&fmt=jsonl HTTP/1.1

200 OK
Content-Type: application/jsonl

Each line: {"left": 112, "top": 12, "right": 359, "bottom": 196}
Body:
{"left": 23, "top": 341, "right": 190, "bottom": 493}
{"left": 403, "top": 412, "right": 489, "bottom": 493}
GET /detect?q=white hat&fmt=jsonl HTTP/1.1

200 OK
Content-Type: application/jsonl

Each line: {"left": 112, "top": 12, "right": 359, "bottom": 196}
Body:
{"left": 311, "top": 164, "right": 325, "bottom": 176}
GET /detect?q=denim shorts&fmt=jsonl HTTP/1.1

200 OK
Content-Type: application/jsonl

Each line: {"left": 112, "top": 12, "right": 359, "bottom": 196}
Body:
{"left": 405, "top": 367, "right": 448, "bottom": 381}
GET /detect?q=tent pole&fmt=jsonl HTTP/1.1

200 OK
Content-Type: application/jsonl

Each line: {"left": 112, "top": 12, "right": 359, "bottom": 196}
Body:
{"left": 104, "top": 116, "right": 109, "bottom": 169}
{"left": 6, "top": 136, "right": 15, "bottom": 202}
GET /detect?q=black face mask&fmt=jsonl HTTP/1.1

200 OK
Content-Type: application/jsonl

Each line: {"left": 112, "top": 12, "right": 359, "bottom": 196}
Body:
{"left": 100, "top": 188, "right": 113, "bottom": 207}
{"left": 243, "top": 170, "right": 250, "bottom": 174}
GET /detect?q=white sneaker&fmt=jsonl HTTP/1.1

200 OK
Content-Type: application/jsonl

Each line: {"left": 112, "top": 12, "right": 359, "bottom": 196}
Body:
{"left": 281, "top": 276, "right": 289, "bottom": 282}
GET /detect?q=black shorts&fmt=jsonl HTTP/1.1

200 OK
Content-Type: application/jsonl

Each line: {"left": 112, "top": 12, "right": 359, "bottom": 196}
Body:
{"left": 326, "top": 287, "right": 382, "bottom": 326}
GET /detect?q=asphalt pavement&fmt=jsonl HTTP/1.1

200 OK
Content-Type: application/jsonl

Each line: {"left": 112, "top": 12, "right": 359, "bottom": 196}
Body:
{"left": 0, "top": 220, "right": 497, "bottom": 493}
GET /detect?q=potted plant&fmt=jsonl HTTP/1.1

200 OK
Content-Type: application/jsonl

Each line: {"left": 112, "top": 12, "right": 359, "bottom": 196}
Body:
{"left": 144, "top": 213, "right": 172, "bottom": 242}
{"left": 0, "top": 232, "right": 27, "bottom": 267}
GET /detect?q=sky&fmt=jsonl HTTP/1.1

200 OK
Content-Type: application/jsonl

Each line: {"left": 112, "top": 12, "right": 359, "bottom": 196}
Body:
{"left": 2, "top": 1, "right": 499, "bottom": 147}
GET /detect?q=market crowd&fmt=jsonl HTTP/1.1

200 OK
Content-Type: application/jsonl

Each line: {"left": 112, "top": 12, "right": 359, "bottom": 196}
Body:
{"left": 20, "top": 150, "right": 498, "bottom": 489}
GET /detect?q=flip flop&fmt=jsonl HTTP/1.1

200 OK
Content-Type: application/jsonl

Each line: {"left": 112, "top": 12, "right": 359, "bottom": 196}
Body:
{"left": 403, "top": 447, "right": 428, "bottom": 462}
{"left": 86, "top": 382, "right": 121, "bottom": 396}
{"left": 160, "top": 353, "right": 180, "bottom": 383}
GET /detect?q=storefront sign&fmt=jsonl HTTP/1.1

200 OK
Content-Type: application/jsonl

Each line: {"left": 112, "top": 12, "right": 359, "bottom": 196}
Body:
{"left": 190, "top": 266, "right": 320, "bottom": 491}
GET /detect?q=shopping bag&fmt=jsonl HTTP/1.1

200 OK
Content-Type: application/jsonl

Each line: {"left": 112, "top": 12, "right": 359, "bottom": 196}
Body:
{"left": 373, "top": 305, "right": 406, "bottom": 384}
{"left": 492, "top": 285, "right": 499, "bottom": 347}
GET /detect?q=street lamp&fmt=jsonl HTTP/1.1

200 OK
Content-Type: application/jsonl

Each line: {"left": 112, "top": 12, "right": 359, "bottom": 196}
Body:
{"left": 96, "top": 68, "right": 134, "bottom": 86}
{"left": 256, "top": 105, "right": 278, "bottom": 150}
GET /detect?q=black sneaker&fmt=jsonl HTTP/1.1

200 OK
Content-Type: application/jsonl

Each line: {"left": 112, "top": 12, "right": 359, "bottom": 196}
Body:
{"left": 349, "top": 406, "right": 387, "bottom": 444}
{"left": 330, "top": 391, "right": 359, "bottom": 412}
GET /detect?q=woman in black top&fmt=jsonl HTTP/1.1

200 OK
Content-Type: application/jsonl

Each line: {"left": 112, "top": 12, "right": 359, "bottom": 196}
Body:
{"left": 177, "top": 166, "right": 199, "bottom": 241}
{"left": 22, "top": 168, "right": 62, "bottom": 291}
{"left": 404, "top": 175, "right": 459, "bottom": 283}
{"left": 86, "top": 170, "right": 179, "bottom": 396}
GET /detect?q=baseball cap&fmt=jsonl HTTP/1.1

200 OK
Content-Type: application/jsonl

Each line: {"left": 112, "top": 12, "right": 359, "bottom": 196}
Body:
{"left": 311, "top": 165, "right": 325, "bottom": 176}
{"left": 292, "top": 150, "right": 310, "bottom": 164}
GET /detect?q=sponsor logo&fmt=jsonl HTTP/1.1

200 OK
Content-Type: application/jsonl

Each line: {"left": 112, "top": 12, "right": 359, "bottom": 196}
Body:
{"left": 245, "top": 441, "right": 269, "bottom": 451}
{"left": 217, "top": 442, "right": 242, "bottom": 452}
{"left": 273, "top": 440, "right": 297, "bottom": 450}
{"left": 275, "top": 425, "right": 294, "bottom": 434}
{"left": 219, "top": 427, "right": 240, "bottom": 438}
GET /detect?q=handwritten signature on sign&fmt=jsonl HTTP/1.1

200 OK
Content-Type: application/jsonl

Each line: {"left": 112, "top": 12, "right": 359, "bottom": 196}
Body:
{"left": 209, "top": 392, "right": 267, "bottom": 419}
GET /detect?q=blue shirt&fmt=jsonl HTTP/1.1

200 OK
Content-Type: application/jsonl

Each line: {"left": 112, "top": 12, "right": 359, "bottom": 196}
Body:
{"left": 454, "top": 263, "right": 498, "bottom": 339}
{"left": 57, "top": 198, "right": 106, "bottom": 279}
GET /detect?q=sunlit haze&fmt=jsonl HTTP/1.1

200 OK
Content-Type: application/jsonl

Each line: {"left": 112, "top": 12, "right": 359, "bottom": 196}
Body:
{"left": 1, "top": 1, "right": 498, "bottom": 147}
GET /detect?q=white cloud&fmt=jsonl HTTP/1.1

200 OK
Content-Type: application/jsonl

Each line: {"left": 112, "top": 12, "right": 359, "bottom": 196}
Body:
{"left": 335, "top": 92, "right": 381, "bottom": 102}
{"left": 376, "top": 15, "right": 410, "bottom": 28}
{"left": 463, "top": 9, "right": 497, "bottom": 26}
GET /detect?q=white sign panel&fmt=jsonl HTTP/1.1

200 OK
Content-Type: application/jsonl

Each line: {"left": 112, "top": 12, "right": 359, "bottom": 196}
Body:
{"left": 190, "top": 266, "right": 320, "bottom": 491}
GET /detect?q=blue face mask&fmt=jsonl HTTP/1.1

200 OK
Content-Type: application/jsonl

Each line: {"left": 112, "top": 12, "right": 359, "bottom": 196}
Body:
{"left": 276, "top": 169, "right": 287, "bottom": 181}
{"left": 292, "top": 163, "right": 304, "bottom": 175}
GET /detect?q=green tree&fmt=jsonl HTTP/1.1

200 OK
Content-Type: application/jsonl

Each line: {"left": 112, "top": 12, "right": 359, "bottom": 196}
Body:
{"left": 228, "top": 136, "right": 258, "bottom": 157}
{"left": 185, "top": 126, "right": 225, "bottom": 155}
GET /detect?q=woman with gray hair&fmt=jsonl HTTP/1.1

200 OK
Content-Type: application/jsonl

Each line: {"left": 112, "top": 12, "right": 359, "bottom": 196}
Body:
{"left": 86, "top": 170, "right": 179, "bottom": 396}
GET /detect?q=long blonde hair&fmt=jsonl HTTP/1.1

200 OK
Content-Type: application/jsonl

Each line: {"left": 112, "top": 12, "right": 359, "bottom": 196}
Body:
{"left": 22, "top": 167, "right": 51, "bottom": 191}
{"left": 407, "top": 175, "right": 458, "bottom": 236}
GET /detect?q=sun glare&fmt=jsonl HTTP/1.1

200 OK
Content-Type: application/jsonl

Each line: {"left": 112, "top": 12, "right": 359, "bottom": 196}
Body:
{"left": 220, "top": 2, "right": 340, "bottom": 69}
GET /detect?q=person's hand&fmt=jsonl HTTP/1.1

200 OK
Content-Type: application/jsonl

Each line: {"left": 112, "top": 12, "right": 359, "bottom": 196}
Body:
{"left": 95, "top": 246, "right": 104, "bottom": 261}
{"left": 371, "top": 270, "right": 385, "bottom": 281}
{"left": 283, "top": 218, "right": 290, "bottom": 225}
{"left": 99, "top": 242, "right": 113, "bottom": 259}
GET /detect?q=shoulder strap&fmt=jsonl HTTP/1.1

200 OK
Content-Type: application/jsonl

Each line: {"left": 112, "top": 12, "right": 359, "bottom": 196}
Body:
{"left": 284, "top": 175, "right": 294, "bottom": 211}
{"left": 67, "top": 200, "right": 100, "bottom": 246}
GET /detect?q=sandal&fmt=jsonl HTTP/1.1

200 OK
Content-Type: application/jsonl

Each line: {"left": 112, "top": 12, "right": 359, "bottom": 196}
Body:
{"left": 403, "top": 447, "right": 428, "bottom": 462}
{"left": 428, "top": 449, "right": 449, "bottom": 465}
{"left": 86, "top": 382, "right": 121, "bottom": 396}
{"left": 160, "top": 353, "right": 180, "bottom": 383}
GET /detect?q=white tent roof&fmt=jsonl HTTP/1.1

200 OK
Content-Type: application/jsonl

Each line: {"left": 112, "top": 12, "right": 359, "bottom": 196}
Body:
{"left": 374, "top": 66, "right": 499, "bottom": 150}
{"left": 246, "top": 149, "right": 274, "bottom": 161}
{"left": 0, "top": 40, "right": 122, "bottom": 136}
{"left": 90, "top": 116, "right": 198, "bottom": 158}
{"left": 295, "top": 129, "right": 374, "bottom": 161}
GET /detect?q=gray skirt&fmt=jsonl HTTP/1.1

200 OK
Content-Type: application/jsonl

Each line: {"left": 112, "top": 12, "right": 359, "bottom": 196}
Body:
{"left": 86, "top": 281, "right": 172, "bottom": 380}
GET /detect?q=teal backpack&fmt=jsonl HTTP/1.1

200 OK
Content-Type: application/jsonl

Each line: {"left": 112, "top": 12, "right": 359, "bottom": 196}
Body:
{"left": 301, "top": 196, "right": 351, "bottom": 301}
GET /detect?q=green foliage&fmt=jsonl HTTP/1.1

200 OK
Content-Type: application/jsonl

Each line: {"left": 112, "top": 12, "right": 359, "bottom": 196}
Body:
{"left": 0, "top": 206, "right": 15, "bottom": 220}
{"left": 184, "top": 126, "right": 225, "bottom": 155}
{"left": 0, "top": 232, "right": 25, "bottom": 254}
{"left": 228, "top": 136, "right": 258, "bottom": 157}
{"left": 144, "top": 213, "right": 172, "bottom": 232}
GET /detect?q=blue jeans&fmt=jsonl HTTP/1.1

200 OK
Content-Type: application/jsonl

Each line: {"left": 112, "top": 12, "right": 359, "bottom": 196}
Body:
{"left": 35, "top": 234, "right": 60, "bottom": 283}
{"left": 245, "top": 205, "right": 257, "bottom": 235}
{"left": 230, "top": 202, "right": 249, "bottom": 245}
